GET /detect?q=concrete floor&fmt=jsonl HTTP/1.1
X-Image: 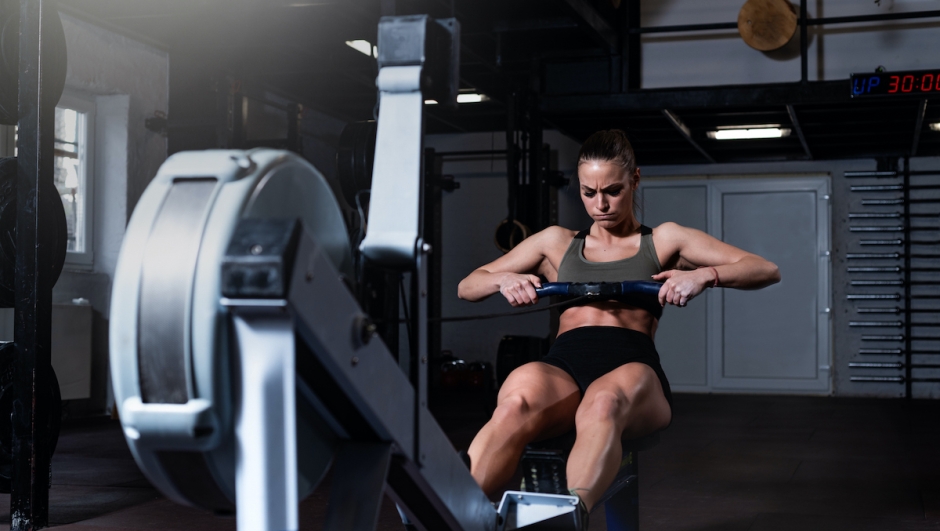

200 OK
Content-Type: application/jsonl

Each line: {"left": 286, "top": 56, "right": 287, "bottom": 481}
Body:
{"left": 0, "top": 393, "right": 936, "bottom": 531}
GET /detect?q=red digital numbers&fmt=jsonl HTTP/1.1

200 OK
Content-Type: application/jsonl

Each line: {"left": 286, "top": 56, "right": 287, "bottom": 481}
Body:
{"left": 921, "top": 74, "right": 940, "bottom": 92}
{"left": 901, "top": 75, "right": 914, "bottom": 92}
{"left": 922, "top": 74, "right": 934, "bottom": 92}
{"left": 888, "top": 75, "right": 900, "bottom": 93}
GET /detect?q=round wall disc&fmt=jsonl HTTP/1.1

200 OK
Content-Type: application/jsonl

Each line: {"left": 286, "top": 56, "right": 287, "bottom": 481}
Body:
{"left": 738, "top": 0, "right": 798, "bottom": 52}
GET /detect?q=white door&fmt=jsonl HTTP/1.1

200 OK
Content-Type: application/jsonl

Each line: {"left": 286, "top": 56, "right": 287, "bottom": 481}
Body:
{"left": 640, "top": 176, "right": 832, "bottom": 394}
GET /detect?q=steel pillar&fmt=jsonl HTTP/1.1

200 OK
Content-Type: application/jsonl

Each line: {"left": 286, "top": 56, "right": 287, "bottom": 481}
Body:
{"left": 13, "top": 0, "right": 55, "bottom": 528}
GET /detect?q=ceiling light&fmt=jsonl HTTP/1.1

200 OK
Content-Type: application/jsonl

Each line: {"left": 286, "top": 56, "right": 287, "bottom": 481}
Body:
{"left": 456, "top": 93, "right": 488, "bottom": 104}
{"left": 345, "top": 40, "right": 377, "bottom": 58}
{"left": 457, "top": 93, "right": 490, "bottom": 103}
{"left": 707, "top": 124, "right": 791, "bottom": 140}
{"left": 930, "top": 123, "right": 940, "bottom": 132}
{"left": 424, "top": 94, "right": 488, "bottom": 105}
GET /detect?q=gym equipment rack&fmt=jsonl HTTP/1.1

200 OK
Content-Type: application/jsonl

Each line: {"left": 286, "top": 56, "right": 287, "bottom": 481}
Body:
{"left": 845, "top": 161, "right": 940, "bottom": 397}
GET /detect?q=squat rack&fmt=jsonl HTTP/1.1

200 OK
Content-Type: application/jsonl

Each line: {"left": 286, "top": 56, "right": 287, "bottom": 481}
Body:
{"left": 12, "top": 0, "right": 57, "bottom": 529}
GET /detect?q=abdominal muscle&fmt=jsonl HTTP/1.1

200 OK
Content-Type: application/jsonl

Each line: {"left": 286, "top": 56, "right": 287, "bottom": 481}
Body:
{"left": 556, "top": 301, "right": 659, "bottom": 339}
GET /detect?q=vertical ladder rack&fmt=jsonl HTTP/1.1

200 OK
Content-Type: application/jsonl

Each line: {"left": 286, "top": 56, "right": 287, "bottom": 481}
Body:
{"left": 845, "top": 162, "right": 940, "bottom": 397}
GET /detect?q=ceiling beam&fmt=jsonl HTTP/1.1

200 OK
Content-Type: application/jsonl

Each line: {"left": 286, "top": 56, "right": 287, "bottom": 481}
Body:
{"left": 662, "top": 109, "right": 716, "bottom": 163}
{"left": 493, "top": 17, "right": 579, "bottom": 33}
{"left": 786, "top": 104, "right": 813, "bottom": 159}
{"left": 912, "top": 100, "right": 927, "bottom": 157}
{"left": 542, "top": 81, "right": 853, "bottom": 113}
{"left": 560, "top": 0, "right": 618, "bottom": 52}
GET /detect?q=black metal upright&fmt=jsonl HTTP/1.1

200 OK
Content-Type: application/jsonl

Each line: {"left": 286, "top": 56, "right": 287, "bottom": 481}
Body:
{"left": 800, "top": 0, "right": 808, "bottom": 84}
{"left": 506, "top": 90, "right": 518, "bottom": 228}
{"left": 12, "top": 0, "right": 55, "bottom": 528}
{"left": 527, "top": 97, "right": 545, "bottom": 229}
{"left": 903, "top": 157, "right": 912, "bottom": 400}
{"left": 622, "top": 0, "right": 641, "bottom": 92}
{"left": 424, "top": 148, "right": 442, "bottom": 372}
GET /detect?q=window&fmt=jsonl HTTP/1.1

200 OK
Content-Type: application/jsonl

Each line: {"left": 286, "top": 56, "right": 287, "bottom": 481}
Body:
{"left": 54, "top": 98, "right": 94, "bottom": 263}
{"left": 0, "top": 93, "right": 95, "bottom": 266}
{"left": 56, "top": 95, "right": 95, "bottom": 265}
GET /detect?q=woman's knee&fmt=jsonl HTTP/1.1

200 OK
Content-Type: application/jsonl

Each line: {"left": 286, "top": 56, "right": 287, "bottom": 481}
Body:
{"left": 575, "top": 389, "right": 624, "bottom": 429}
{"left": 575, "top": 365, "right": 664, "bottom": 427}
{"left": 492, "top": 393, "right": 531, "bottom": 424}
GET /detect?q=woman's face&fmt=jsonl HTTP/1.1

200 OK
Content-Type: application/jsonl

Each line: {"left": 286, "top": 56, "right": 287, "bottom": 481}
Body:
{"left": 577, "top": 160, "right": 638, "bottom": 229}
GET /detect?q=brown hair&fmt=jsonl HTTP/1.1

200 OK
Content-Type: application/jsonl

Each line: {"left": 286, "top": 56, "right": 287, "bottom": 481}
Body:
{"left": 577, "top": 129, "right": 640, "bottom": 214}
{"left": 577, "top": 129, "right": 637, "bottom": 175}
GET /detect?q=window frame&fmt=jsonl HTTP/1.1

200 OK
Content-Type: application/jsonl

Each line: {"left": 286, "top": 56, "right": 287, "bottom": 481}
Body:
{"left": 56, "top": 92, "right": 96, "bottom": 268}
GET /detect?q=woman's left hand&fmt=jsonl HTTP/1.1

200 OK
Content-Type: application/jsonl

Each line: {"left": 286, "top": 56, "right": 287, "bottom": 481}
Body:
{"left": 652, "top": 269, "right": 714, "bottom": 307}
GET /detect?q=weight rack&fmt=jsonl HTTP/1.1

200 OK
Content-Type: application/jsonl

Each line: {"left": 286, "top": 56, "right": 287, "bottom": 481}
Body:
{"left": 845, "top": 161, "right": 940, "bottom": 398}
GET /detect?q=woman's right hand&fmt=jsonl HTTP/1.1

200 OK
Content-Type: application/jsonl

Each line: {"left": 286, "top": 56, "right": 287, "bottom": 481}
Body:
{"left": 498, "top": 273, "right": 543, "bottom": 307}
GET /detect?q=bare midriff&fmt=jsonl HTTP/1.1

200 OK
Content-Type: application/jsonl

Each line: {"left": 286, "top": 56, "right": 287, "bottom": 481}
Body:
{"left": 557, "top": 301, "right": 658, "bottom": 339}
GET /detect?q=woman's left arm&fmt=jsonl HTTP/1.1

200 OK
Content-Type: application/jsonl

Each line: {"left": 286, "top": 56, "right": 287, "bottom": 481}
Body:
{"left": 652, "top": 222, "right": 780, "bottom": 307}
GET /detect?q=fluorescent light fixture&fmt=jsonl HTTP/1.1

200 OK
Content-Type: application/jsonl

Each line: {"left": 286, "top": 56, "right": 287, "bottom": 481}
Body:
{"left": 456, "top": 93, "right": 488, "bottom": 104}
{"left": 930, "top": 122, "right": 940, "bottom": 132}
{"left": 707, "top": 124, "right": 791, "bottom": 140}
{"left": 424, "top": 94, "right": 489, "bottom": 105}
{"left": 345, "top": 40, "right": 377, "bottom": 58}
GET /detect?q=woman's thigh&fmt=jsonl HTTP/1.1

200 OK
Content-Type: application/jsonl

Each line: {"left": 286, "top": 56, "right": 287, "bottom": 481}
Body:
{"left": 577, "top": 362, "right": 672, "bottom": 439}
{"left": 496, "top": 362, "right": 582, "bottom": 439}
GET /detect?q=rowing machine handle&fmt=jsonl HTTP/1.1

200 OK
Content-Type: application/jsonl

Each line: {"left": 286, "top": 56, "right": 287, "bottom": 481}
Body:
{"left": 535, "top": 280, "right": 665, "bottom": 319}
{"left": 534, "top": 281, "right": 663, "bottom": 299}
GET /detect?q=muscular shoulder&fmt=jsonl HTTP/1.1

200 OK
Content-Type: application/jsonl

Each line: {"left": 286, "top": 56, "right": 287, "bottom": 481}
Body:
{"left": 650, "top": 222, "right": 690, "bottom": 265}
{"left": 650, "top": 222, "right": 686, "bottom": 245}
{"left": 493, "top": 225, "right": 575, "bottom": 263}
{"left": 521, "top": 226, "right": 577, "bottom": 277}
{"left": 534, "top": 225, "right": 578, "bottom": 247}
{"left": 653, "top": 221, "right": 718, "bottom": 245}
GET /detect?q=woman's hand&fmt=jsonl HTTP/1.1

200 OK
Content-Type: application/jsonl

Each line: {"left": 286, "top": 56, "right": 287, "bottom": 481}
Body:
{"left": 652, "top": 268, "right": 716, "bottom": 308}
{"left": 498, "top": 273, "right": 543, "bottom": 307}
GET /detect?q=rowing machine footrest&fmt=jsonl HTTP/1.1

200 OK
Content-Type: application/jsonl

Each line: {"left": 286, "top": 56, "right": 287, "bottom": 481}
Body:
{"left": 520, "top": 431, "right": 660, "bottom": 530}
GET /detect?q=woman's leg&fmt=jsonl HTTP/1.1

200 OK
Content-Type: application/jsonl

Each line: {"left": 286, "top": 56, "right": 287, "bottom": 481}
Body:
{"left": 566, "top": 362, "right": 672, "bottom": 510}
{"left": 467, "top": 362, "right": 581, "bottom": 495}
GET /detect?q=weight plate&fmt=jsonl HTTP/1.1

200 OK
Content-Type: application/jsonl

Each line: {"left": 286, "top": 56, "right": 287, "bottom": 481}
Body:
{"left": 0, "top": 342, "right": 62, "bottom": 493}
{"left": 0, "top": 157, "right": 69, "bottom": 307}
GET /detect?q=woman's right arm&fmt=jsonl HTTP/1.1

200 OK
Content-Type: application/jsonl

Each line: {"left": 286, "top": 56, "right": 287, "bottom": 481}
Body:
{"left": 457, "top": 227, "right": 568, "bottom": 306}
{"left": 457, "top": 269, "right": 543, "bottom": 305}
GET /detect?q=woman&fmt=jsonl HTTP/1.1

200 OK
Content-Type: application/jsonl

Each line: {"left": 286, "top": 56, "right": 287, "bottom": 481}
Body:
{"left": 456, "top": 130, "right": 780, "bottom": 521}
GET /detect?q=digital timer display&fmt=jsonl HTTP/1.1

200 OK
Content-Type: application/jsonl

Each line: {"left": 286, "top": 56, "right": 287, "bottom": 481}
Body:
{"left": 851, "top": 70, "right": 940, "bottom": 97}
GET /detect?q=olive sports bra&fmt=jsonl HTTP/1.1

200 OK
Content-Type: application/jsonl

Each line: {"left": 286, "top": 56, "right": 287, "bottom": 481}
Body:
{"left": 556, "top": 225, "right": 663, "bottom": 284}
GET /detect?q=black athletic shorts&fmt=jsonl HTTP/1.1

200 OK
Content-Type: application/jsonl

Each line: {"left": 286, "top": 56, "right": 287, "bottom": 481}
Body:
{"left": 539, "top": 326, "right": 673, "bottom": 406}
